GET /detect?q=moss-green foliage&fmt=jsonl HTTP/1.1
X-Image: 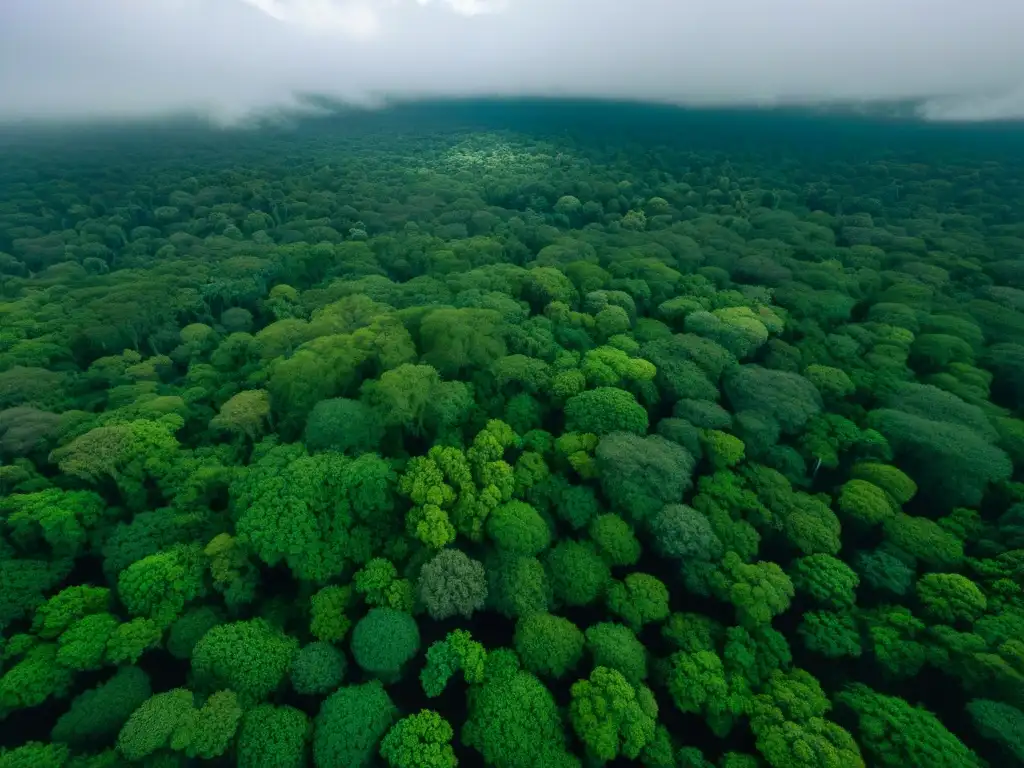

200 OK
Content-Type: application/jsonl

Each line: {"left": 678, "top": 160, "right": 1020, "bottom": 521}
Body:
{"left": 514, "top": 613, "right": 585, "bottom": 679}
{"left": 750, "top": 671, "right": 864, "bottom": 768}
{"left": 30, "top": 587, "right": 110, "bottom": 641}
{"left": 564, "top": 387, "right": 649, "bottom": 436}
{"left": 915, "top": 573, "right": 987, "bottom": 624}
{"left": 170, "top": 689, "right": 243, "bottom": 759}
{"left": 648, "top": 504, "right": 722, "bottom": 561}
{"left": 869, "top": 408, "right": 1011, "bottom": 507}
{"left": 798, "top": 610, "right": 862, "bottom": 659}
{"left": 676, "top": 746, "right": 714, "bottom": 768}
{"left": 606, "top": 573, "right": 670, "bottom": 631}
{"left": 463, "top": 663, "right": 578, "bottom": 768}
{"left": 418, "top": 549, "right": 488, "bottom": 620}
{"left": 0, "top": 742, "right": 69, "bottom": 767}
{"left": 545, "top": 477, "right": 600, "bottom": 530}
{"left": 237, "top": 704, "right": 310, "bottom": 768}
{"left": 55, "top": 612, "right": 118, "bottom": 671}
{"left": 664, "top": 649, "right": 730, "bottom": 720}
{"left": 1, "top": 106, "right": 1020, "bottom": 767}
{"left": 674, "top": 399, "right": 733, "bottom": 430}
{"left": 804, "top": 364, "right": 855, "bottom": 400}
{"left": 588, "top": 513, "right": 641, "bottom": 567}
{"left": 232, "top": 447, "right": 392, "bottom": 581}
{"left": 700, "top": 429, "right": 746, "bottom": 470}
{"left": 421, "top": 629, "right": 487, "bottom": 698}
{"left": 546, "top": 540, "right": 611, "bottom": 608}
{"left": 569, "top": 666, "right": 658, "bottom": 762}
{"left": 712, "top": 553, "right": 795, "bottom": 628}
{"left": 191, "top": 619, "right": 299, "bottom": 703}
{"left": 105, "top": 618, "right": 162, "bottom": 664}
{"left": 380, "top": 710, "right": 457, "bottom": 768}
{"left": 583, "top": 623, "right": 647, "bottom": 685}
{"left": 115, "top": 688, "right": 194, "bottom": 762}
{"left": 883, "top": 513, "right": 964, "bottom": 569}
{"left": 791, "top": 554, "right": 860, "bottom": 609}
{"left": 353, "top": 558, "right": 414, "bottom": 612}
{"left": 836, "top": 684, "right": 982, "bottom": 768}
{"left": 0, "top": 644, "right": 74, "bottom": 713}
{"left": 838, "top": 480, "right": 895, "bottom": 526}
{"left": 487, "top": 552, "right": 550, "bottom": 618}
{"left": 486, "top": 500, "right": 552, "bottom": 555}
{"left": 2, "top": 489, "right": 107, "bottom": 559}
{"left": 310, "top": 585, "right": 354, "bottom": 643}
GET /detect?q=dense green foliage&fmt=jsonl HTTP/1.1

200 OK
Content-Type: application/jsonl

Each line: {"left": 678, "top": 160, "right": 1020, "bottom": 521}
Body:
{"left": 1, "top": 101, "right": 1023, "bottom": 766}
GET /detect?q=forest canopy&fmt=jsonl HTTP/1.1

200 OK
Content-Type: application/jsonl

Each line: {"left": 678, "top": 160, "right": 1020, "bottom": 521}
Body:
{"left": 0, "top": 102, "right": 1023, "bottom": 767}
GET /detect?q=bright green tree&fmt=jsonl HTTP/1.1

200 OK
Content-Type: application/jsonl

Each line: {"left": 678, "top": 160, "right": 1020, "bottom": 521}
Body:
{"left": 354, "top": 558, "right": 414, "bottom": 612}
{"left": 791, "top": 554, "right": 860, "bottom": 609}
{"left": 169, "top": 689, "right": 243, "bottom": 760}
{"left": 916, "top": 573, "right": 987, "bottom": 624}
{"left": 569, "top": 666, "right": 658, "bottom": 763}
{"left": 588, "top": 513, "right": 641, "bottom": 567}
{"left": 565, "top": 387, "right": 649, "bottom": 436}
{"left": 117, "top": 544, "right": 206, "bottom": 627}
{"left": 380, "top": 710, "right": 457, "bottom": 768}
{"left": 116, "top": 689, "right": 194, "bottom": 762}
{"left": 838, "top": 479, "right": 896, "bottom": 526}
{"left": 310, "top": 584, "right": 353, "bottom": 642}
{"left": 421, "top": 629, "right": 487, "bottom": 698}
{"left": 606, "top": 574, "right": 670, "bottom": 631}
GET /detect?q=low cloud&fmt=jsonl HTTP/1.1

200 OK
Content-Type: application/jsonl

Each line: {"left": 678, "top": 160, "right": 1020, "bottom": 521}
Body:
{"left": 1, "top": 0, "right": 1023, "bottom": 124}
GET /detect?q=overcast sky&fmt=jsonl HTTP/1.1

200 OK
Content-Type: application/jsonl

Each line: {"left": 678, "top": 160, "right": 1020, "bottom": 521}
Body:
{"left": 1, "top": 0, "right": 1022, "bottom": 124}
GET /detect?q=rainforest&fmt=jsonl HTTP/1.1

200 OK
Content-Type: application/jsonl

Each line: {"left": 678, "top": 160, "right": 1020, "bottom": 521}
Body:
{"left": 1, "top": 100, "right": 1023, "bottom": 768}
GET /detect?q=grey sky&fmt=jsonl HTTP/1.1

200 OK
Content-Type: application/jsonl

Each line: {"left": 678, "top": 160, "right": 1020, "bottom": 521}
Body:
{"left": 1, "top": 0, "right": 1022, "bottom": 123}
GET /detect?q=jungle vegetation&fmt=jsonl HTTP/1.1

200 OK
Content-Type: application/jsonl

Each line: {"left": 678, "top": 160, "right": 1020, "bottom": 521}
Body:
{"left": 1, "top": 100, "right": 1023, "bottom": 767}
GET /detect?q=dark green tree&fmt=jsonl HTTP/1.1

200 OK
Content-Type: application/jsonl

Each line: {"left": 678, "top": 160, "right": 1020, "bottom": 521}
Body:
{"left": 351, "top": 608, "right": 420, "bottom": 682}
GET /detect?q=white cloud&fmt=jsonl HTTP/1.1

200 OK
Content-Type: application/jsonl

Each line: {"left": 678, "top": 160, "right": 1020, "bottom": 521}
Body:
{"left": 917, "top": 87, "right": 1024, "bottom": 121}
{"left": 418, "top": 0, "right": 508, "bottom": 16}
{"left": 238, "top": 0, "right": 385, "bottom": 38}
{"left": 234, "top": 0, "right": 506, "bottom": 40}
{"left": 0, "top": 0, "right": 1022, "bottom": 123}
